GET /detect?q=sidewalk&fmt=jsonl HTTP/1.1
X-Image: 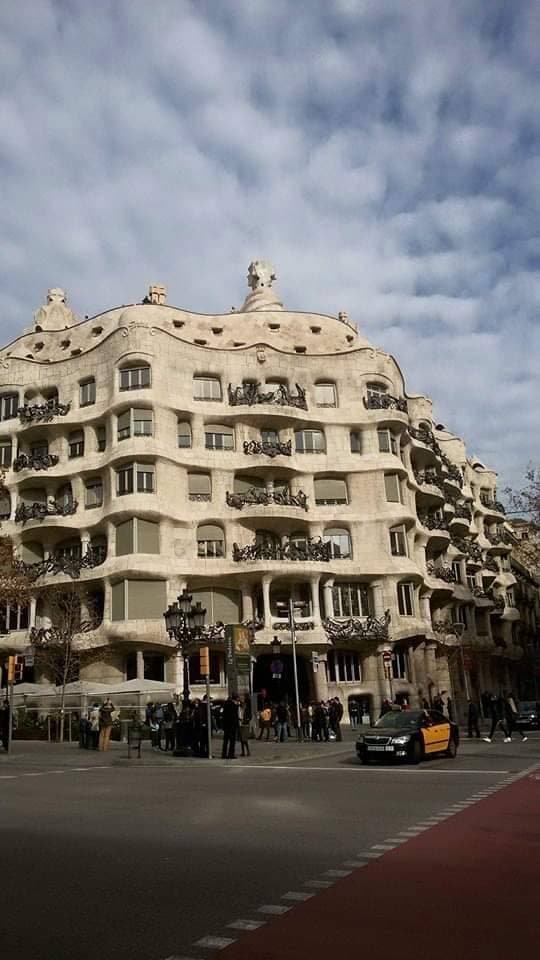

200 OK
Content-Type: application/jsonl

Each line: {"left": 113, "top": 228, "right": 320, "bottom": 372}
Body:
{"left": 221, "top": 768, "right": 540, "bottom": 960}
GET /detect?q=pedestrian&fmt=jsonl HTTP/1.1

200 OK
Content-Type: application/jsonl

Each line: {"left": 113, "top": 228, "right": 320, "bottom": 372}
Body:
{"left": 319, "top": 701, "right": 330, "bottom": 742}
{"left": 433, "top": 692, "right": 444, "bottom": 715}
{"left": 348, "top": 699, "right": 359, "bottom": 730}
{"left": 276, "top": 702, "right": 289, "bottom": 742}
{"left": 98, "top": 697, "right": 115, "bottom": 751}
{"left": 0, "top": 698, "right": 10, "bottom": 750}
{"left": 79, "top": 709, "right": 90, "bottom": 749}
{"left": 467, "top": 699, "right": 481, "bottom": 738}
{"left": 422, "top": 697, "right": 430, "bottom": 711}
{"left": 239, "top": 695, "right": 251, "bottom": 757}
{"left": 300, "top": 703, "right": 311, "bottom": 739}
{"left": 88, "top": 702, "right": 100, "bottom": 749}
{"left": 444, "top": 694, "right": 454, "bottom": 722}
{"left": 127, "top": 712, "right": 144, "bottom": 759}
{"left": 504, "top": 692, "right": 527, "bottom": 743}
{"left": 329, "top": 698, "right": 343, "bottom": 741}
{"left": 483, "top": 694, "right": 511, "bottom": 743}
{"left": 163, "top": 703, "right": 176, "bottom": 752}
{"left": 379, "top": 698, "right": 392, "bottom": 718}
{"left": 221, "top": 693, "right": 239, "bottom": 759}
{"left": 257, "top": 702, "right": 272, "bottom": 740}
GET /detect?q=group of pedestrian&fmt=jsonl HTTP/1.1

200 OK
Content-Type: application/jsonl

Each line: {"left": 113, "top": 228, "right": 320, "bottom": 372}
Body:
{"left": 256, "top": 698, "right": 344, "bottom": 743}
{"left": 221, "top": 693, "right": 252, "bottom": 759}
{"left": 482, "top": 691, "right": 528, "bottom": 743}
{"left": 79, "top": 698, "right": 116, "bottom": 751}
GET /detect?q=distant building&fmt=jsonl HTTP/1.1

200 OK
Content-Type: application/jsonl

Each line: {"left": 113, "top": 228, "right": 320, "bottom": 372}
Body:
{"left": 0, "top": 265, "right": 528, "bottom": 717}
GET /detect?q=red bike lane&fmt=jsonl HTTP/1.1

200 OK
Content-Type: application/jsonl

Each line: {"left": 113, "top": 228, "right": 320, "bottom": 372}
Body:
{"left": 222, "top": 772, "right": 540, "bottom": 960}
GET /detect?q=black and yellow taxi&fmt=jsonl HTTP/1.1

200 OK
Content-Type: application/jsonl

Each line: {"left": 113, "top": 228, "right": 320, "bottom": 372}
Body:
{"left": 356, "top": 708, "right": 459, "bottom": 764}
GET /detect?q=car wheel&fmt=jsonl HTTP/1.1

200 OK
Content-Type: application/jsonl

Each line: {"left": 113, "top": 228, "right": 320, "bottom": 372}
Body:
{"left": 408, "top": 739, "right": 423, "bottom": 765}
{"left": 445, "top": 738, "right": 457, "bottom": 759}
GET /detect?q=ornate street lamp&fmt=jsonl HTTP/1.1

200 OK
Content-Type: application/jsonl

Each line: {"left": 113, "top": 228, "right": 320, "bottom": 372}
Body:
{"left": 163, "top": 589, "right": 207, "bottom": 755}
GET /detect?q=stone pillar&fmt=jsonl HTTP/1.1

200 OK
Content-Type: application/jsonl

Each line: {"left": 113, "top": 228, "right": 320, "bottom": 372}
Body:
{"left": 136, "top": 650, "right": 145, "bottom": 681}
{"left": 29, "top": 596, "right": 37, "bottom": 628}
{"left": 312, "top": 657, "right": 328, "bottom": 701}
{"left": 407, "top": 645, "right": 420, "bottom": 706}
{"left": 424, "top": 643, "right": 438, "bottom": 698}
{"left": 240, "top": 583, "right": 254, "bottom": 622}
{"left": 310, "top": 577, "right": 321, "bottom": 626}
{"left": 376, "top": 648, "right": 391, "bottom": 704}
{"left": 262, "top": 576, "right": 272, "bottom": 629}
{"left": 171, "top": 650, "right": 182, "bottom": 691}
{"left": 106, "top": 520, "right": 116, "bottom": 558}
{"left": 322, "top": 579, "right": 334, "bottom": 618}
{"left": 420, "top": 592, "right": 432, "bottom": 623}
{"left": 372, "top": 581, "right": 385, "bottom": 618}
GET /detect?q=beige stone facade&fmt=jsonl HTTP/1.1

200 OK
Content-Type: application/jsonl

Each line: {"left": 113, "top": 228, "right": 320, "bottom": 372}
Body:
{"left": 0, "top": 266, "right": 524, "bottom": 719}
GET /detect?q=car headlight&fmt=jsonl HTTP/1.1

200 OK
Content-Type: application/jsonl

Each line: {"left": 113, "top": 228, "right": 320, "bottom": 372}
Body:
{"left": 391, "top": 735, "right": 411, "bottom": 745}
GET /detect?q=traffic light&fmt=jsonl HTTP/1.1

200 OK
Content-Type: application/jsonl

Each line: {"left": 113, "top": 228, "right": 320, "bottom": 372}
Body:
{"left": 7, "top": 656, "right": 15, "bottom": 683}
{"left": 14, "top": 657, "right": 24, "bottom": 682}
{"left": 199, "top": 646, "right": 210, "bottom": 677}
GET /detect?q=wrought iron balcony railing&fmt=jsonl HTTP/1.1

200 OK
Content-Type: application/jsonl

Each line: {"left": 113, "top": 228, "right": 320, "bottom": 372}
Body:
{"left": 323, "top": 611, "right": 391, "bottom": 643}
{"left": 226, "top": 488, "right": 308, "bottom": 511}
{"left": 243, "top": 438, "right": 292, "bottom": 458}
{"left": 485, "top": 530, "right": 504, "bottom": 546}
{"left": 15, "top": 499, "right": 78, "bottom": 524}
{"left": 483, "top": 558, "right": 499, "bottom": 573}
{"left": 414, "top": 469, "right": 445, "bottom": 492}
{"left": 13, "top": 452, "right": 59, "bottom": 473}
{"left": 451, "top": 537, "right": 483, "bottom": 562}
{"left": 363, "top": 394, "right": 408, "bottom": 413}
{"left": 188, "top": 494, "right": 212, "bottom": 502}
{"left": 426, "top": 561, "right": 456, "bottom": 583}
{"left": 418, "top": 514, "right": 450, "bottom": 532}
{"left": 409, "top": 425, "right": 439, "bottom": 451}
{"left": 228, "top": 382, "right": 307, "bottom": 410}
{"left": 453, "top": 503, "right": 472, "bottom": 520}
{"left": 472, "top": 586, "right": 491, "bottom": 600}
{"left": 480, "top": 496, "right": 506, "bottom": 514}
{"left": 443, "top": 462, "right": 464, "bottom": 487}
{"left": 272, "top": 620, "right": 315, "bottom": 632}
{"left": 233, "top": 537, "right": 332, "bottom": 562}
{"left": 15, "top": 546, "right": 106, "bottom": 581}
{"left": 18, "top": 399, "right": 71, "bottom": 424}
{"left": 433, "top": 620, "right": 461, "bottom": 636}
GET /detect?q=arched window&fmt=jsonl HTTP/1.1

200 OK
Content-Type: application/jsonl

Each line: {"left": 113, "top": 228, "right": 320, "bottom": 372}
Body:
{"left": 314, "top": 478, "right": 348, "bottom": 505}
{"left": 332, "top": 583, "right": 371, "bottom": 617}
{"left": 233, "top": 475, "right": 265, "bottom": 494}
{"left": 295, "top": 429, "right": 325, "bottom": 454}
{"left": 197, "top": 524, "right": 225, "bottom": 558}
{"left": 0, "top": 437, "right": 12, "bottom": 468}
{"left": 0, "top": 489, "right": 11, "bottom": 520}
{"left": 177, "top": 420, "right": 192, "bottom": 448}
{"left": 188, "top": 473, "right": 211, "bottom": 501}
{"left": 68, "top": 429, "right": 84, "bottom": 459}
{"left": 79, "top": 378, "right": 96, "bottom": 406}
{"left": 366, "top": 381, "right": 388, "bottom": 403}
{"left": 119, "top": 363, "right": 151, "bottom": 391}
{"left": 327, "top": 650, "right": 361, "bottom": 682}
{"left": 193, "top": 376, "right": 222, "bottom": 401}
{"left": 205, "top": 423, "right": 234, "bottom": 450}
{"left": 314, "top": 382, "right": 337, "bottom": 407}
{"left": 323, "top": 527, "right": 351, "bottom": 559}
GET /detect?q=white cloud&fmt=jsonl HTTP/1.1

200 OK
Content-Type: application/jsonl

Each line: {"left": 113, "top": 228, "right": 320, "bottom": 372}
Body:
{"left": 0, "top": 0, "right": 539, "bottom": 492}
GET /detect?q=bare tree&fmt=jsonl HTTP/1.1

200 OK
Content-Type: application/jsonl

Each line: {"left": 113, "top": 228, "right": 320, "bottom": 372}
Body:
{"left": 505, "top": 466, "right": 540, "bottom": 571}
{"left": 30, "top": 584, "right": 102, "bottom": 742}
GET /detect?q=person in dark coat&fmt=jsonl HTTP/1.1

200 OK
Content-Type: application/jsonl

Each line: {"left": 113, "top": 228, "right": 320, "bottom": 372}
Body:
{"left": 484, "top": 694, "right": 510, "bottom": 742}
{"left": 379, "top": 698, "right": 392, "bottom": 718}
{"left": 348, "top": 699, "right": 359, "bottom": 730}
{"left": 221, "top": 694, "right": 240, "bottom": 759}
{"left": 504, "top": 692, "right": 527, "bottom": 743}
{"left": 467, "top": 699, "right": 481, "bottom": 738}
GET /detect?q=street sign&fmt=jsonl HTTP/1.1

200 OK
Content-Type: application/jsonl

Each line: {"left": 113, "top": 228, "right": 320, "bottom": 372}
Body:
{"left": 382, "top": 651, "right": 393, "bottom": 662}
{"left": 271, "top": 659, "right": 283, "bottom": 679}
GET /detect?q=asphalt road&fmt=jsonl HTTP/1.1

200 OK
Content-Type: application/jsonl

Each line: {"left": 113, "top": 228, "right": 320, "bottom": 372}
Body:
{"left": 1, "top": 734, "right": 538, "bottom": 960}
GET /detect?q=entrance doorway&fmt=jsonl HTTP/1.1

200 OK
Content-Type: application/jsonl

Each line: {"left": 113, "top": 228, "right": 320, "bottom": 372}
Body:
{"left": 253, "top": 654, "right": 310, "bottom": 705}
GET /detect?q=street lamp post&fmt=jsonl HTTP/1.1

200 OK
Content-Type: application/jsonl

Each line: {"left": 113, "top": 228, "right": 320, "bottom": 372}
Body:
{"left": 276, "top": 598, "right": 304, "bottom": 742}
{"left": 163, "top": 590, "right": 207, "bottom": 756}
{"left": 451, "top": 622, "right": 469, "bottom": 723}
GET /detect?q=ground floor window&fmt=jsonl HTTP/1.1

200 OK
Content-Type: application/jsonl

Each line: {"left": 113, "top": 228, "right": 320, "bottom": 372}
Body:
{"left": 327, "top": 650, "right": 362, "bottom": 683}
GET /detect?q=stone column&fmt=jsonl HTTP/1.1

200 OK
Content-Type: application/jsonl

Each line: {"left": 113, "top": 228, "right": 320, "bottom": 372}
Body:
{"left": 310, "top": 577, "right": 321, "bottom": 626}
{"left": 29, "top": 596, "right": 37, "bottom": 628}
{"left": 106, "top": 520, "right": 116, "bottom": 558}
{"left": 376, "top": 647, "right": 391, "bottom": 705}
{"left": 171, "top": 650, "right": 182, "bottom": 691}
{"left": 407, "top": 645, "right": 420, "bottom": 706}
{"left": 419, "top": 592, "right": 432, "bottom": 623}
{"left": 240, "top": 583, "right": 254, "bottom": 622}
{"left": 322, "top": 579, "right": 334, "bottom": 618}
{"left": 371, "top": 581, "right": 385, "bottom": 618}
{"left": 312, "top": 656, "right": 328, "bottom": 701}
{"left": 424, "top": 643, "right": 438, "bottom": 697}
{"left": 262, "top": 576, "right": 272, "bottom": 629}
{"left": 136, "top": 650, "right": 145, "bottom": 681}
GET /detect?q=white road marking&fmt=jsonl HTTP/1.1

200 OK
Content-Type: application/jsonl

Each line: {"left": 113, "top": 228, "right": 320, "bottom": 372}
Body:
{"left": 371, "top": 843, "right": 397, "bottom": 850}
{"left": 0, "top": 775, "right": 17, "bottom": 780}
{"left": 281, "top": 891, "right": 314, "bottom": 901}
{"left": 324, "top": 868, "right": 353, "bottom": 876}
{"left": 194, "top": 935, "right": 236, "bottom": 949}
{"left": 22, "top": 772, "right": 46, "bottom": 777}
{"left": 231, "top": 765, "right": 509, "bottom": 774}
{"left": 304, "top": 879, "right": 334, "bottom": 888}
{"left": 257, "top": 904, "right": 290, "bottom": 915}
{"left": 342, "top": 859, "right": 369, "bottom": 867}
{"left": 163, "top": 955, "right": 202, "bottom": 960}
{"left": 356, "top": 852, "right": 383, "bottom": 859}
{"left": 227, "top": 919, "right": 266, "bottom": 931}
{"left": 384, "top": 837, "right": 409, "bottom": 842}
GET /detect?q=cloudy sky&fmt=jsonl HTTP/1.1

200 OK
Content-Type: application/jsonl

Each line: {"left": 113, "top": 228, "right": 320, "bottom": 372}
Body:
{"left": 1, "top": 0, "right": 539, "bottom": 492}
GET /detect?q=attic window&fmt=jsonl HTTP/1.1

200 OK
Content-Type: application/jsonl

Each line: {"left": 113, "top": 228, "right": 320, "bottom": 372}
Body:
{"left": 61, "top": 339, "right": 71, "bottom": 349}
{"left": 268, "top": 323, "right": 281, "bottom": 331}
{"left": 26, "top": 353, "right": 34, "bottom": 359}
{"left": 234, "top": 341, "right": 246, "bottom": 347}
{"left": 310, "top": 326, "right": 322, "bottom": 334}
{"left": 294, "top": 346, "right": 307, "bottom": 354}
{"left": 212, "top": 327, "right": 223, "bottom": 336}
{"left": 71, "top": 348, "right": 82, "bottom": 356}
{"left": 173, "top": 320, "right": 185, "bottom": 329}
{"left": 346, "top": 335, "right": 354, "bottom": 343}
{"left": 92, "top": 326, "right": 103, "bottom": 337}
{"left": 34, "top": 342, "right": 44, "bottom": 352}
{"left": 194, "top": 338, "right": 207, "bottom": 346}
